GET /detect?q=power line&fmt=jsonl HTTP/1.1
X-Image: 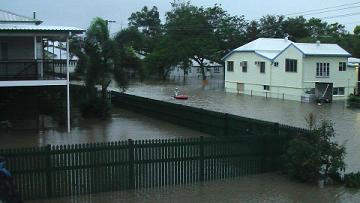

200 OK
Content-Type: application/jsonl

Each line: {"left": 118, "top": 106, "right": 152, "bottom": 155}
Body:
{"left": 294, "top": 5, "right": 360, "bottom": 17}
{"left": 321, "top": 12, "right": 360, "bottom": 20}
{"left": 284, "top": 1, "right": 360, "bottom": 16}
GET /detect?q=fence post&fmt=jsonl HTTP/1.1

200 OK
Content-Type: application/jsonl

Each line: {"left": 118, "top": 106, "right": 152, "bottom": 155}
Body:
{"left": 45, "top": 144, "right": 52, "bottom": 198}
{"left": 128, "top": 139, "right": 135, "bottom": 190}
{"left": 224, "top": 113, "right": 228, "bottom": 136}
{"left": 199, "top": 136, "right": 204, "bottom": 182}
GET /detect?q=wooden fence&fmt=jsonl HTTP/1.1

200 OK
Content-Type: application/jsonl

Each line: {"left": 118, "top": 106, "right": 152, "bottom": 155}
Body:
{"left": 0, "top": 135, "right": 289, "bottom": 200}
{"left": 111, "top": 92, "right": 310, "bottom": 138}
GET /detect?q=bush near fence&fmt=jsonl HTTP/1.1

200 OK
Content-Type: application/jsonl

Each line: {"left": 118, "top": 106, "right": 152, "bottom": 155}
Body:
{"left": 1, "top": 136, "right": 286, "bottom": 200}
{"left": 111, "top": 92, "right": 309, "bottom": 138}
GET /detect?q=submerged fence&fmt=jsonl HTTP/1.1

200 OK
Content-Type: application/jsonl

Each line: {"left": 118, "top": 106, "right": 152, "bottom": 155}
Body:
{"left": 1, "top": 136, "right": 288, "bottom": 200}
{"left": 111, "top": 92, "right": 310, "bottom": 138}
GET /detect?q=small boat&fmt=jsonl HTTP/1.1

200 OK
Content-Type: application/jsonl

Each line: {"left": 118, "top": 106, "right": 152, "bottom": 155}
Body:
{"left": 174, "top": 95, "right": 189, "bottom": 100}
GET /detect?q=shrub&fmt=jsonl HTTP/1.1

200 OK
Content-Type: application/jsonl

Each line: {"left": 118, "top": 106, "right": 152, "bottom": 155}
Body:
{"left": 283, "top": 113, "right": 345, "bottom": 183}
{"left": 80, "top": 97, "right": 111, "bottom": 120}
{"left": 345, "top": 172, "right": 360, "bottom": 188}
{"left": 347, "top": 94, "right": 360, "bottom": 108}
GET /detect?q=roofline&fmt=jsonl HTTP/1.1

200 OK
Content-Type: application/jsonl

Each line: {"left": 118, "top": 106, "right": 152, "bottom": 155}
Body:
{"left": 0, "top": 29, "right": 85, "bottom": 35}
{"left": 272, "top": 43, "right": 305, "bottom": 61}
{"left": 0, "top": 9, "right": 43, "bottom": 24}
{"left": 304, "top": 53, "right": 351, "bottom": 57}
{"left": 0, "top": 20, "right": 43, "bottom": 25}
{"left": 222, "top": 50, "right": 274, "bottom": 61}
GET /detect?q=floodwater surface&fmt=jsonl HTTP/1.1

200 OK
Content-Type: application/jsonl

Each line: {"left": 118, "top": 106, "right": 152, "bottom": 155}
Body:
{"left": 0, "top": 108, "right": 208, "bottom": 149}
{"left": 123, "top": 78, "right": 360, "bottom": 173}
{"left": 28, "top": 173, "right": 360, "bottom": 203}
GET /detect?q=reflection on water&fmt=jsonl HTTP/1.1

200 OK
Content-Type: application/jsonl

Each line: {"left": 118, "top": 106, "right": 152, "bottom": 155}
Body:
{"left": 124, "top": 78, "right": 360, "bottom": 173}
{"left": 0, "top": 108, "right": 208, "bottom": 149}
{"left": 28, "top": 173, "right": 360, "bottom": 203}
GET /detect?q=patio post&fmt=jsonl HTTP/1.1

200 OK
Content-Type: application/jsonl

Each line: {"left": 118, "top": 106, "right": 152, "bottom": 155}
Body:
{"left": 66, "top": 33, "right": 71, "bottom": 133}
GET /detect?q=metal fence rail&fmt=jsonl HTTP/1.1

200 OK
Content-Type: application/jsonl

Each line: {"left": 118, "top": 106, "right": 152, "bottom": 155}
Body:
{"left": 0, "top": 136, "right": 289, "bottom": 200}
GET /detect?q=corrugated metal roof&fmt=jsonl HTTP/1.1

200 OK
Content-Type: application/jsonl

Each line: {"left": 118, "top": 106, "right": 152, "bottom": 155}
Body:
{"left": 294, "top": 43, "right": 350, "bottom": 56}
{"left": 0, "top": 9, "right": 42, "bottom": 24}
{"left": 0, "top": 24, "right": 84, "bottom": 33}
{"left": 224, "top": 38, "right": 351, "bottom": 60}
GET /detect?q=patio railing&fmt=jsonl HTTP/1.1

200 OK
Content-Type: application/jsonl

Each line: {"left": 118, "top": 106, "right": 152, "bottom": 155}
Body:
{"left": 0, "top": 59, "right": 76, "bottom": 81}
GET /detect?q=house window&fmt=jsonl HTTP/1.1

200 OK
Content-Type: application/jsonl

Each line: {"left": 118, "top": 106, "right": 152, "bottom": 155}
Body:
{"left": 177, "top": 67, "right": 179, "bottom": 72}
{"left": 263, "top": 85, "right": 270, "bottom": 91}
{"left": 188, "top": 68, "right": 192, "bottom": 73}
{"left": 333, "top": 87, "right": 345, "bottom": 96}
{"left": 240, "top": 61, "right": 247, "bottom": 72}
{"left": 339, "top": 62, "right": 347, "bottom": 71}
{"left": 274, "top": 62, "right": 279, "bottom": 67}
{"left": 316, "top": 63, "right": 330, "bottom": 77}
{"left": 285, "top": 59, "right": 297, "bottom": 72}
{"left": 197, "top": 67, "right": 201, "bottom": 73}
{"left": 227, "top": 61, "right": 234, "bottom": 72}
{"left": 214, "top": 67, "right": 220, "bottom": 73}
{"left": 255, "top": 61, "right": 265, "bottom": 73}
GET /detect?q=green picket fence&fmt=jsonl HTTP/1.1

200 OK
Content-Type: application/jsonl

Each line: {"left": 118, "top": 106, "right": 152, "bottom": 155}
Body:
{"left": 0, "top": 136, "right": 288, "bottom": 200}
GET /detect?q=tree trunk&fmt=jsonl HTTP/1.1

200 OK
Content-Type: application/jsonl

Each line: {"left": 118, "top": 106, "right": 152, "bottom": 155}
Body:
{"left": 201, "top": 63, "right": 206, "bottom": 80}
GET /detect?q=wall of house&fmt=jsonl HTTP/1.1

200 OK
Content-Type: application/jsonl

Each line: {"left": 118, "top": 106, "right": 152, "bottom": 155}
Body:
{"left": 0, "top": 36, "right": 34, "bottom": 59}
{"left": 303, "top": 56, "right": 356, "bottom": 99}
{"left": 224, "top": 52, "right": 271, "bottom": 93}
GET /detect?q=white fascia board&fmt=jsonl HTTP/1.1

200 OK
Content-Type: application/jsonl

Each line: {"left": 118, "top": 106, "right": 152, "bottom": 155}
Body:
{"left": 0, "top": 80, "right": 67, "bottom": 87}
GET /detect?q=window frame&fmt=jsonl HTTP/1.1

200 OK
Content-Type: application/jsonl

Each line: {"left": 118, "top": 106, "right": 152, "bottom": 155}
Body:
{"left": 285, "top": 59, "right": 297, "bottom": 73}
{"left": 316, "top": 62, "right": 330, "bottom": 77}
{"left": 339, "top": 62, "right": 347, "bottom": 71}
{"left": 333, "top": 87, "right": 345, "bottom": 96}
{"left": 241, "top": 61, "right": 247, "bottom": 72}
{"left": 259, "top": 61, "right": 265, "bottom": 73}
{"left": 263, "top": 85, "right": 270, "bottom": 91}
{"left": 227, "top": 61, "right": 234, "bottom": 72}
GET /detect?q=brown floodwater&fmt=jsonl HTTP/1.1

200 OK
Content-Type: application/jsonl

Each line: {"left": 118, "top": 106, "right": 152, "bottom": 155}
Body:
{"left": 28, "top": 173, "right": 360, "bottom": 203}
{"left": 122, "top": 78, "right": 360, "bottom": 173}
{"left": 0, "top": 108, "right": 208, "bottom": 149}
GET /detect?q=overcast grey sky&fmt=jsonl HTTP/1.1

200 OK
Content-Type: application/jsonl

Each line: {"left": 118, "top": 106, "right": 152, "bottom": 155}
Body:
{"left": 2, "top": 0, "right": 360, "bottom": 33}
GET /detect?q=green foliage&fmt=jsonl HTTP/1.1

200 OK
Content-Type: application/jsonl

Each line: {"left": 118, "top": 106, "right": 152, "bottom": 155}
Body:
{"left": 345, "top": 172, "right": 360, "bottom": 188}
{"left": 283, "top": 114, "right": 345, "bottom": 183}
{"left": 80, "top": 97, "right": 111, "bottom": 120}
{"left": 347, "top": 95, "right": 360, "bottom": 108}
{"left": 259, "top": 15, "right": 285, "bottom": 38}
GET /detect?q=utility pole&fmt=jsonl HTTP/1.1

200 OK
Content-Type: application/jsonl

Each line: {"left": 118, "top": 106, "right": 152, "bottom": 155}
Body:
{"left": 105, "top": 20, "right": 116, "bottom": 33}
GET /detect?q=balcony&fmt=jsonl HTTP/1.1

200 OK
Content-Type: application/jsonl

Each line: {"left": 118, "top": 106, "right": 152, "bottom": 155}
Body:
{"left": 0, "top": 59, "right": 73, "bottom": 81}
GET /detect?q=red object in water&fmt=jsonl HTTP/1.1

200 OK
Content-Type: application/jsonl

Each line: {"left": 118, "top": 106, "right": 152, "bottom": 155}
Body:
{"left": 174, "top": 95, "right": 189, "bottom": 100}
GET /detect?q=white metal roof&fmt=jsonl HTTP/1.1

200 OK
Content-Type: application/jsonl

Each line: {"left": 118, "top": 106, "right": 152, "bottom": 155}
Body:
{"left": 234, "top": 38, "right": 291, "bottom": 52}
{"left": 0, "top": 9, "right": 42, "bottom": 24}
{"left": 294, "top": 43, "right": 350, "bottom": 56}
{"left": 0, "top": 24, "right": 84, "bottom": 33}
{"left": 224, "top": 38, "right": 351, "bottom": 60}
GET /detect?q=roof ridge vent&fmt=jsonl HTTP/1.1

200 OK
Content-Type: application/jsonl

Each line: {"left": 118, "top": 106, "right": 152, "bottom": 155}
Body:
{"left": 316, "top": 40, "right": 321, "bottom": 46}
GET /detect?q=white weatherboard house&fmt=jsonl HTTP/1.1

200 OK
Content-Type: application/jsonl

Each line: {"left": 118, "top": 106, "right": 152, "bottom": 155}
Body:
{"left": 223, "top": 38, "right": 356, "bottom": 102}
{"left": 168, "top": 59, "right": 224, "bottom": 79}
{"left": 0, "top": 9, "right": 84, "bottom": 131}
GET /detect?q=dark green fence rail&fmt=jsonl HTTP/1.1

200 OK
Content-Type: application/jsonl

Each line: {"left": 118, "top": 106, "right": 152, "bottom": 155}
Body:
{"left": 111, "top": 92, "right": 310, "bottom": 137}
{"left": 1, "top": 135, "right": 289, "bottom": 200}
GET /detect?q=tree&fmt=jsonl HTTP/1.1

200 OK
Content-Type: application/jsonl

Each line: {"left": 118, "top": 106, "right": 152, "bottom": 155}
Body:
{"left": 205, "top": 4, "right": 247, "bottom": 60}
{"left": 165, "top": 2, "right": 218, "bottom": 80}
{"left": 354, "top": 25, "right": 360, "bottom": 37}
{"left": 305, "top": 18, "right": 328, "bottom": 38}
{"left": 283, "top": 113, "right": 345, "bottom": 183}
{"left": 71, "top": 17, "right": 133, "bottom": 118}
{"left": 246, "top": 20, "right": 260, "bottom": 42}
{"left": 282, "top": 16, "right": 309, "bottom": 41}
{"left": 259, "top": 15, "right": 285, "bottom": 38}
{"left": 128, "top": 6, "right": 162, "bottom": 55}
